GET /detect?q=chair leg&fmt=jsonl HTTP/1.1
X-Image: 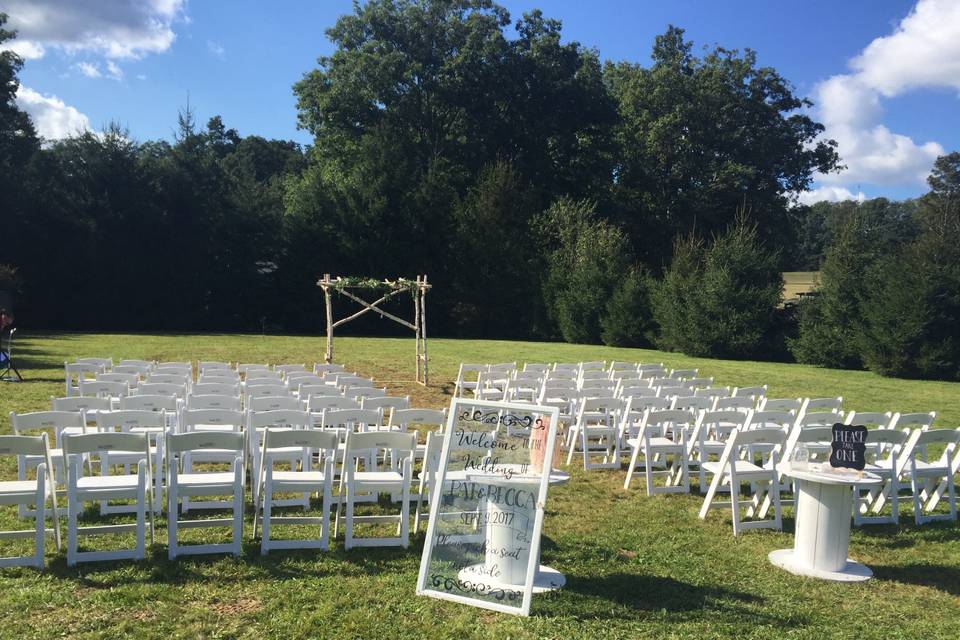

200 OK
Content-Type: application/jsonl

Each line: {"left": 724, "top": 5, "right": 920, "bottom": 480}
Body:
{"left": 136, "top": 475, "right": 146, "bottom": 560}
{"left": 644, "top": 444, "right": 655, "bottom": 497}
{"left": 67, "top": 492, "right": 78, "bottom": 567}
{"left": 261, "top": 476, "right": 272, "bottom": 555}
{"left": 167, "top": 477, "right": 178, "bottom": 560}
{"left": 34, "top": 478, "right": 46, "bottom": 570}
{"left": 401, "top": 466, "right": 411, "bottom": 548}
{"left": 321, "top": 477, "right": 332, "bottom": 551}
{"left": 730, "top": 470, "right": 741, "bottom": 536}
{"left": 565, "top": 427, "right": 577, "bottom": 466}
{"left": 624, "top": 444, "right": 641, "bottom": 490}
{"left": 345, "top": 483, "right": 355, "bottom": 550}
{"left": 232, "top": 464, "right": 243, "bottom": 557}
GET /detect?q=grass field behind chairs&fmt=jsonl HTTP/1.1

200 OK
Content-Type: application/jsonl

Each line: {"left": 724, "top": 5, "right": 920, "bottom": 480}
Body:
{"left": 1, "top": 332, "right": 958, "bottom": 639}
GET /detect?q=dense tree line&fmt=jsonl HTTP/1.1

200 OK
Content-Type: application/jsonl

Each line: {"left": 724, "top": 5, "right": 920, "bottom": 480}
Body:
{"left": 4, "top": 3, "right": 957, "bottom": 378}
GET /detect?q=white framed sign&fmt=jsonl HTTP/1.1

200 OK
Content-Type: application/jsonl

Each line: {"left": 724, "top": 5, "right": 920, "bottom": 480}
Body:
{"left": 416, "top": 398, "right": 560, "bottom": 617}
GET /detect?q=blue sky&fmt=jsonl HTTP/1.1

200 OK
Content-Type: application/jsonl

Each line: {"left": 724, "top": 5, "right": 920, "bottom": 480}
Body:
{"left": 4, "top": 0, "right": 958, "bottom": 203}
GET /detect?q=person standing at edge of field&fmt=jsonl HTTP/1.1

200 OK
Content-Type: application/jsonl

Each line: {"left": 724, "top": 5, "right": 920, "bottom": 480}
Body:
{"left": 0, "top": 308, "right": 13, "bottom": 338}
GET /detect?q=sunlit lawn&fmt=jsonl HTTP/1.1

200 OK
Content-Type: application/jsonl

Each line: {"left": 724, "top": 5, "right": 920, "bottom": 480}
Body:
{"left": 0, "top": 332, "right": 957, "bottom": 639}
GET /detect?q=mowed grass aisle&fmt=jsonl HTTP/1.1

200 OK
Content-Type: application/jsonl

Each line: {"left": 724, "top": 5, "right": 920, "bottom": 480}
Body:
{"left": 0, "top": 332, "right": 958, "bottom": 639}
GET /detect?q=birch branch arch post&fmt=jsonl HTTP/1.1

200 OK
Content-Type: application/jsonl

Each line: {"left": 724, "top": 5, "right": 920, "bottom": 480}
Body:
{"left": 317, "top": 275, "right": 431, "bottom": 385}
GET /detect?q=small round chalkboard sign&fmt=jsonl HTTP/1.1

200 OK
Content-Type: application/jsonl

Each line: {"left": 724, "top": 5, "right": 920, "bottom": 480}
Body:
{"left": 829, "top": 423, "right": 867, "bottom": 471}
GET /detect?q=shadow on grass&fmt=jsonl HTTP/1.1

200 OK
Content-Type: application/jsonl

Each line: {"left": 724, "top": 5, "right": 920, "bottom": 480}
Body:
{"left": 872, "top": 563, "right": 960, "bottom": 595}
{"left": 552, "top": 571, "right": 796, "bottom": 625}
{"left": 852, "top": 520, "right": 959, "bottom": 548}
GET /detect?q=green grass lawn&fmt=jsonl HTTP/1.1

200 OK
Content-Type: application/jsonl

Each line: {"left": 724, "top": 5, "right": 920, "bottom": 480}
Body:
{"left": 1, "top": 332, "right": 958, "bottom": 639}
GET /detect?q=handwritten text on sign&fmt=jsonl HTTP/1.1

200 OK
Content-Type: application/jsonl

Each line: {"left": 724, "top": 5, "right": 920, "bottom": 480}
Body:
{"left": 830, "top": 423, "right": 867, "bottom": 471}
{"left": 417, "top": 399, "right": 559, "bottom": 617}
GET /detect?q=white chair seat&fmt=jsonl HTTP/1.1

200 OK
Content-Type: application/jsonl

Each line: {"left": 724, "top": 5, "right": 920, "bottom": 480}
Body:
{"left": 0, "top": 480, "right": 44, "bottom": 498}
{"left": 176, "top": 472, "right": 238, "bottom": 490}
{"left": 703, "top": 460, "right": 770, "bottom": 477}
{"left": 269, "top": 471, "right": 327, "bottom": 491}
{"left": 627, "top": 436, "right": 680, "bottom": 449}
{"left": 911, "top": 460, "right": 951, "bottom": 477}
{"left": 76, "top": 475, "right": 142, "bottom": 491}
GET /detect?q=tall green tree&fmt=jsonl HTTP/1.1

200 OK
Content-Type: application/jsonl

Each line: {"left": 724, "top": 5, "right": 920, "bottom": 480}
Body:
{"left": 605, "top": 26, "right": 840, "bottom": 266}
{"left": 291, "top": 0, "right": 616, "bottom": 334}
{"left": 858, "top": 153, "right": 960, "bottom": 380}
{"left": 536, "top": 198, "right": 636, "bottom": 344}
{"left": 652, "top": 215, "right": 783, "bottom": 359}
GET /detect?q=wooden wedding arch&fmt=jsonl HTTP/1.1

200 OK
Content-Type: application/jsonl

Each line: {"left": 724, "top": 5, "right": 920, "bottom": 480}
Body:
{"left": 318, "top": 274, "right": 431, "bottom": 385}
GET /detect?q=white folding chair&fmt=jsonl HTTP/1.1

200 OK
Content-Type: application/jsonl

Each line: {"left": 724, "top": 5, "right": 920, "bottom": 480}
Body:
{"left": 275, "top": 364, "right": 308, "bottom": 375}
{"left": 307, "top": 395, "right": 361, "bottom": 417}
{"left": 298, "top": 384, "right": 341, "bottom": 398}
{"left": 698, "top": 427, "right": 786, "bottom": 535}
{"left": 119, "top": 359, "right": 156, "bottom": 371}
{"left": 254, "top": 429, "right": 338, "bottom": 554}
{"left": 335, "top": 431, "right": 416, "bottom": 549}
{"left": 247, "top": 409, "right": 314, "bottom": 508}
{"left": 313, "top": 363, "right": 347, "bottom": 376}
{"left": 388, "top": 408, "right": 446, "bottom": 464}
{"left": 0, "top": 434, "right": 61, "bottom": 569}
{"left": 63, "top": 432, "right": 154, "bottom": 566}
{"left": 758, "top": 397, "right": 803, "bottom": 413}
{"left": 853, "top": 428, "right": 908, "bottom": 526}
{"left": 97, "top": 372, "right": 139, "bottom": 391}
{"left": 906, "top": 428, "right": 959, "bottom": 525}
{"left": 96, "top": 410, "right": 166, "bottom": 514}
{"left": 623, "top": 409, "right": 691, "bottom": 494}
{"left": 362, "top": 396, "right": 412, "bottom": 423}
{"left": 192, "top": 382, "right": 241, "bottom": 397}
{"left": 65, "top": 362, "right": 104, "bottom": 397}
{"left": 166, "top": 432, "right": 245, "bottom": 559}
{"left": 713, "top": 396, "right": 754, "bottom": 414}
{"left": 199, "top": 361, "right": 233, "bottom": 374}
{"left": 51, "top": 396, "right": 112, "bottom": 425}
{"left": 689, "top": 409, "right": 752, "bottom": 490}
{"left": 669, "top": 368, "right": 698, "bottom": 380}
{"left": 414, "top": 430, "right": 450, "bottom": 533}
{"left": 120, "top": 394, "right": 180, "bottom": 433}
{"left": 567, "top": 397, "right": 621, "bottom": 470}
{"left": 185, "top": 394, "right": 242, "bottom": 411}
{"left": 248, "top": 396, "right": 304, "bottom": 412}
{"left": 178, "top": 409, "right": 245, "bottom": 511}
{"left": 348, "top": 387, "right": 387, "bottom": 401}
{"left": 10, "top": 410, "right": 87, "bottom": 513}
{"left": 800, "top": 397, "right": 843, "bottom": 416}
{"left": 637, "top": 364, "right": 666, "bottom": 379}
{"left": 78, "top": 379, "right": 127, "bottom": 406}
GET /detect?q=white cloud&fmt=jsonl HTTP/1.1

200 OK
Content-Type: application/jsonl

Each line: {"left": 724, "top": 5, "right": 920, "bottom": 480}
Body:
{"left": 106, "top": 60, "right": 124, "bottom": 80}
{"left": 796, "top": 186, "right": 866, "bottom": 206}
{"left": 75, "top": 61, "right": 101, "bottom": 78}
{"left": 207, "top": 40, "right": 225, "bottom": 59}
{"left": 15, "top": 86, "right": 91, "bottom": 140}
{"left": 5, "top": 39, "right": 45, "bottom": 59}
{"left": 804, "top": 0, "right": 958, "bottom": 199}
{"left": 0, "top": 0, "right": 186, "bottom": 59}
{"left": 851, "top": 0, "right": 960, "bottom": 96}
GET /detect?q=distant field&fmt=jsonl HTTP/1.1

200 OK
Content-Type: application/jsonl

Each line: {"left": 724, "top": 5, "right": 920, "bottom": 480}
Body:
{"left": 782, "top": 271, "right": 820, "bottom": 301}
{"left": 0, "top": 332, "right": 957, "bottom": 639}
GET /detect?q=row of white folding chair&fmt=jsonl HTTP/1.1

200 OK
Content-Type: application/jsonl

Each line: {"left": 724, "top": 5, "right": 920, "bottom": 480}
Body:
{"left": 454, "top": 363, "right": 516, "bottom": 397}
{"left": 5, "top": 409, "right": 428, "bottom": 563}
{"left": 700, "top": 423, "right": 958, "bottom": 533}
{"left": 0, "top": 419, "right": 153, "bottom": 566}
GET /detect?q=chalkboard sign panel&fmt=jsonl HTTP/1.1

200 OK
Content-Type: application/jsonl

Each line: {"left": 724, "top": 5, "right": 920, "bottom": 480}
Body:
{"left": 830, "top": 423, "right": 867, "bottom": 471}
{"left": 416, "top": 398, "right": 560, "bottom": 617}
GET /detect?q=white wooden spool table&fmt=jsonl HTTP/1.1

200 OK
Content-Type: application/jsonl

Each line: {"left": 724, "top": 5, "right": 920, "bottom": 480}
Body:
{"left": 447, "top": 465, "right": 570, "bottom": 593}
{"left": 768, "top": 463, "right": 882, "bottom": 582}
